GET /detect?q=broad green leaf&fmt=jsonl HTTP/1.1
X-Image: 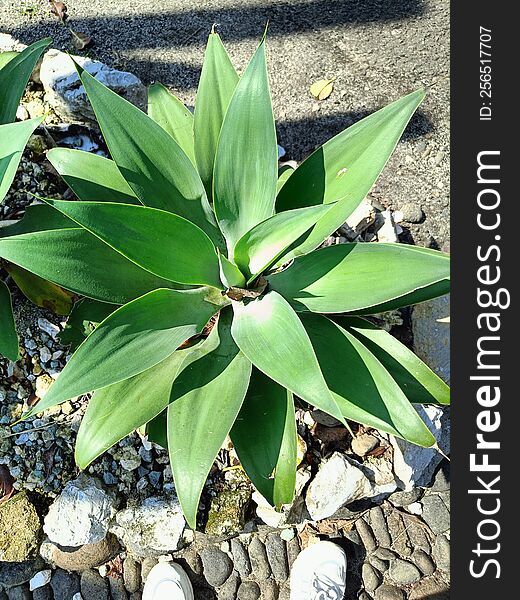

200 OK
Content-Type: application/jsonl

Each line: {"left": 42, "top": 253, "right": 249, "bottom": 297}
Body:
{"left": 0, "top": 227, "right": 179, "bottom": 304}
{"left": 148, "top": 83, "right": 195, "bottom": 163}
{"left": 5, "top": 263, "right": 73, "bottom": 315}
{"left": 75, "top": 347, "right": 195, "bottom": 469}
{"left": 59, "top": 298, "right": 117, "bottom": 350}
{"left": 194, "top": 31, "right": 239, "bottom": 194}
{"left": 0, "top": 118, "right": 43, "bottom": 203}
{"left": 0, "top": 280, "right": 18, "bottom": 361}
{"left": 234, "top": 204, "right": 333, "bottom": 281}
{"left": 276, "top": 164, "right": 294, "bottom": 195}
{"left": 302, "top": 313, "right": 435, "bottom": 447}
{"left": 268, "top": 243, "right": 450, "bottom": 314}
{"left": 23, "top": 287, "right": 227, "bottom": 418}
{"left": 231, "top": 290, "right": 345, "bottom": 424}
{"left": 276, "top": 90, "right": 425, "bottom": 257}
{"left": 0, "top": 52, "right": 17, "bottom": 70}
{"left": 167, "top": 308, "right": 252, "bottom": 527}
{"left": 146, "top": 409, "right": 168, "bottom": 450}
{"left": 0, "top": 204, "right": 74, "bottom": 237}
{"left": 0, "top": 38, "right": 51, "bottom": 124}
{"left": 338, "top": 316, "right": 450, "bottom": 405}
{"left": 218, "top": 251, "right": 246, "bottom": 288}
{"left": 76, "top": 65, "right": 221, "bottom": 244}
{"left": 231, "top": 368, "right": 296, "bottom": 507}
{"left": 47, "top": 148, "right": 139, "bottom": 204}
{"left": 214, "top": 40, "right": 278, "bottom": 252}
{"left": 45, "top": 200, "right": 222, "bottom": 288}
{"left": 350, "top": 280, "right": 450, "bottom": 315}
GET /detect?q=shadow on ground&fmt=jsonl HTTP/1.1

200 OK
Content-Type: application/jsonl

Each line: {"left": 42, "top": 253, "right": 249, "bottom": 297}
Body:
{"left": 10, "top": 0, "right": 425, "bottom": 50}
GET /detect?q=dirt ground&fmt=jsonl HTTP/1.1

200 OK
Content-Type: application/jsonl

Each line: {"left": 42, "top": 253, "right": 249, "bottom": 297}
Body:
{"left": 1, "top": 0, "right": 449, "bottom": 249}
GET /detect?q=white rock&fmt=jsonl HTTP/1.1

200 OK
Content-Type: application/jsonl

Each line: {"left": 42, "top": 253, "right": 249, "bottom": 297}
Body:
{"left": 0, "top": 33, "right": 26, "bottom": 53}
{"left": 43, "top": 474, "right": 116, "bottom": 546}
{"left": 72, "top": 594, "right": 83, "bottom": 600}
{"left": 390, "top": 404, "right": 450, "bottom": 490}
{"left": 412, "top": 295, "right": 450, "bottom": 384}
{"left": 339, "top": 199, "right": 376, "bottom": 240}
{"left": 29, "top": 570, "right": 52, "bottom": 591}
{"left": 376, "top": 210, "right": 399, "bottom": 243}
{"left": 40, "top": 49, "right": 147, "bottom": 125}
{"left": 37, "top": 318, "right": 60, "bottom": 339}
{"left": 305, "top": 453, "right": 374, "bottom": 521}
{"left": 110, "top": 496, "right": 185, "bottom": 557}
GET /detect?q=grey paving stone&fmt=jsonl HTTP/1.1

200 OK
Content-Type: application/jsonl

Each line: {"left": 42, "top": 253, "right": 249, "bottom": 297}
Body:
{"left": 50, "top": 569, "right": 80, "bottom": 600}
{"left": 421, "top": 494, "right": 450, "bottom": 534}
{"left": 356, "top": 518, "right": 377, "bottom": 553}
{"left": 375, "top": 585, "right": 405, "bottom": 600}
{"left": 362, "top": 563, "right": 381, "bottom": 592}
{"left": 247, "top": 537, "right": 271, "bottom": 581}
{"left": 369, "top": 506, "right": 391, "bottom": 548}
{"left": 432, "top": 534, "right": 450, "bottom": 573}
{"left": 237, "top": 580, "right": 261, "bottom": 600}
{"left": 265, "top": 533, "right": 289, "bottom": 582}
{"left": 108, "top": 576, "right": 129, "bottom": 600}
{"left": 123, "top": 555, "right": 141, "bottom": 593}
{"left": 80, "top": 569, "right": 110, "bottom": 600}
{"left": 412, "top": 548, "right": 436, "bottom": 576}
{"left": 200, "top": 546, "right": 233, "bottom": 588}
{"left": 230, "top": 538, "right": 251, "bottom": 577}
{"left": 388, "top": 559, "right": 421, "bottom": 585}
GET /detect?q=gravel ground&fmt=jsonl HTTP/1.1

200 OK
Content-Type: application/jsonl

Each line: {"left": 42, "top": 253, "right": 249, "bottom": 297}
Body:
{"left": 1, "top": 0, "right": 450, "bottom": 249}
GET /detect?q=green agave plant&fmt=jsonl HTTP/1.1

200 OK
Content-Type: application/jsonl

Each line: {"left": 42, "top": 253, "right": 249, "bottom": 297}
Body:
{"left": 3, "top": 31, "right": 450, "bottom": 526}
{"left": 0, "top": 38, "right": 73, "bottom": 361}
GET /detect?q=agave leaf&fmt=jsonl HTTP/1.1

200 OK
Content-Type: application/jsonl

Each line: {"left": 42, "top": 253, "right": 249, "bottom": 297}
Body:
{"left": 0, "top": 52, "right": 17, "bottom": 70}
{"left": 214, "top": 39, "right": 278, "bottom": 253}
{"left": 0, "top": 118, "right": 44, "bottom": 203}
{"left": 218, "top": 251, "right": 246, "bottom": 288}
{"left": 337, "top": 316, "right": 450, "bottom": 405}
{"left": 276, "top": 164, "right": 295, "bottom": 195}
{"left": 45, "top": 199, "right": 222, "bottom": 288}
{"left": 268, "top": 243, "right": 450, "bottom": 314}
{"left": 167, "top": 308, "right": 252, "bottom": 527}
{"left": 231, "top": 290, "right": 345, "bottom": 424}
{"left": 148, "top": 83, "right": 195, "bottom": 163}
{"left": 231, "top": 368, "right": 296, "bottom": 507}
{"left": 0, "top": 204, "right": 74, "bottom": 237}
{"left": 0, "top": 38, "right": 51, "bottom": 124}
{"left": 75, "top": 346, "right": 195, "bottom": 469}
{"left": 47, "top": 148, "right": 139, "bottom": 204}
{"left": 5, "top": 263, "right": 73, "bottom": 315}
{"left": 276, "top": 89, "right": 425, "bottom": 258}
{"left": 59, "top": 298, "right": 117, "bottom": 351}
{"left": 76, "top": 65, "right": 221, "bottom": 245}
{"left": 0, "top": 225, "right": 179, "bottom": 305}
{"left": 0, "top": 280, "right": 18, "bottom": 361}
{"left": 194, "top": 30, "right": 239, "bottom": 194}
{"left": 23, "top": 287, "right": 227, "bottom": 418}
{"left": 145, "top": 409, "right": 168, "bottom": 450}
{"left": 234, "top": 204, "right": 333, "bottom": 281}
{"left": 302, "top": 313, "right": 435, "bottom": 447}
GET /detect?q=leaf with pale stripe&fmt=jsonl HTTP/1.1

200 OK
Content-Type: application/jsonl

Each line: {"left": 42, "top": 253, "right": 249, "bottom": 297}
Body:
{"left": 167, "top": 308, "right": 252, "bottom": 527}
{"left": 231, "top": 368, "right": 297, "bottom": 506}
{"left": 214, "top": 40, "right": 278, "bottom": 252}
{"left": 268, "top": 243, "right": 449, "bottom": 314}
{"left": 194, "top": 31, "right": 239, "bottom": 194}
{"left": 231, "top": 290, "right": 345, "bottom": 424}
{"left": 302, "top": 313, "right": 435, "bottom": 447}
{"left": 45, "top": 199, "right": 221, "bottom": 288}
{"left": 23, "top": 287, "right": 226, "bottom": 418}
{"left": 47, "top": 148, "right": 139, "bottom": 204}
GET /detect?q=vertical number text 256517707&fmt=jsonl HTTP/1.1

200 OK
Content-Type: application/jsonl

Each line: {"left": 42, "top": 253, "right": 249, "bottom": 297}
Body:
{"left": 480, "top": 26, "right": 492, "bottom": 121}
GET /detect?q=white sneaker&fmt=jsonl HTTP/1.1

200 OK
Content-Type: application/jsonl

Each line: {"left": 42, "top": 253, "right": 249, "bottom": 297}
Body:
{"left": 290, "top": 541, "right": 347, "bottom": 600}
{"left": 142, "top": 562, "right": 194, "bottom": 600}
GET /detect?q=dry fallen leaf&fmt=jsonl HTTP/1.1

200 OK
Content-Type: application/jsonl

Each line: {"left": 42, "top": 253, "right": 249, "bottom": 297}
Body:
{"left": 310, "top": 78, "right": 336, "bottom": 101}
{"left": 49, "top": 0, "right": 68, "bottom": 22}
{"left": 70, "top": 29, "right": 92, "bottom": 50}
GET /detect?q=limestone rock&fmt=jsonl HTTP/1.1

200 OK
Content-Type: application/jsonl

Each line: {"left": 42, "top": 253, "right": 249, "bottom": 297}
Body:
{"left": 40, "top": 49, "right": 146, "bottom": 125}
{"left": 43, "top": 474, "right": 116, "bottom": 547}
{"left": 110, "top": 496, "right": 185, "bottom": 557}
{"left": 391, "top": 405, "right": 450, "bottom": 490}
